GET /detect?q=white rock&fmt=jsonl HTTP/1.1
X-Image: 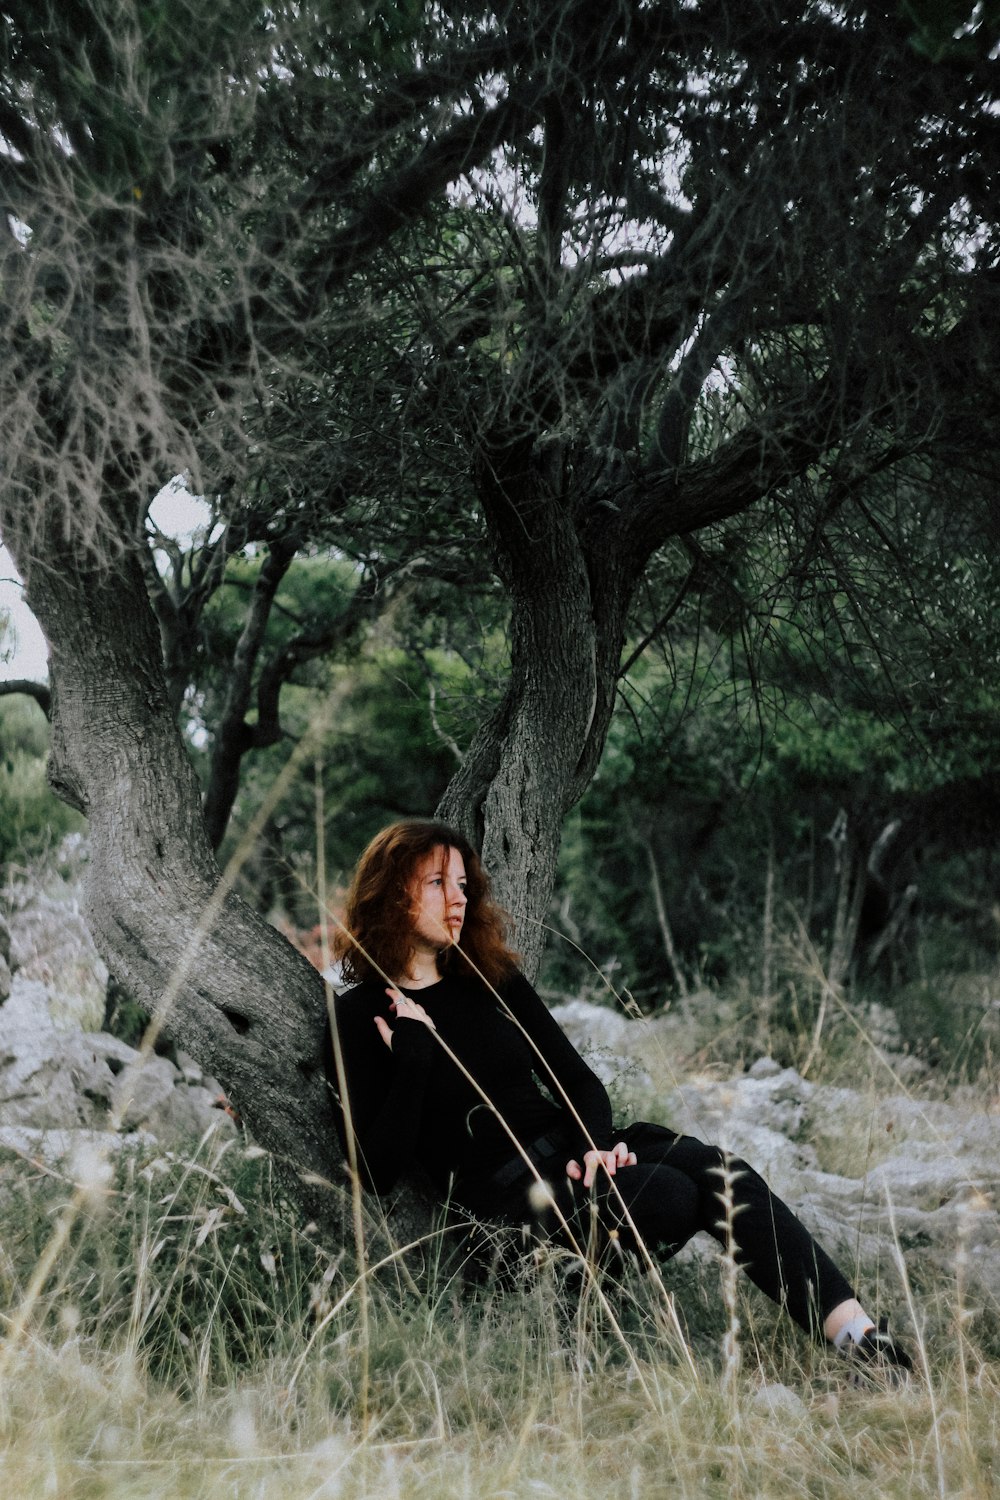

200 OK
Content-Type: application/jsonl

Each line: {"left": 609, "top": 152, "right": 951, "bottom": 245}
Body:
{"left": 0, "top": 1124, "right": 156, "bottom": 1167}
{"left": 748, "top": 1056, "right": 782, "bottom": 1079}
{"left": 549, "top": 998, "right": 635, "bottom": 1054}
{"left": 547, "top": 1000, "right": 1000, "bottom": 1299}
{"left": 0, "top": 973, "right": 235, "bottom": 1147}
{"left": 6, "top": 882, "right": 108, "bottom": 1027}
{"left": 750, "top": 1382, "right": 808, "bottom": 1418}
{"left": 110, "top": 1053, "right": 177, "bottom": 1128}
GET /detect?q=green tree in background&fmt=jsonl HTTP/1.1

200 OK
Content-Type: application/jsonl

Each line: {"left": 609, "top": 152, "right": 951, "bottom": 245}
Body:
{"left": 546, "top": 444, "right": 1000, "bottom": 1007}
{"left": 0, "top": 694, "right": 84, "bottom": 869}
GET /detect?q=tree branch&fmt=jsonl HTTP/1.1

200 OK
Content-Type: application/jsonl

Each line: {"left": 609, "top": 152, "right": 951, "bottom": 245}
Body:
{"left": 0, "top": 678, "right": 51, "bottom": 717}
{"left": 303, "top": 84, "right": 548, "bottom": 308}
{"left": 202, "top": 533, "right": 300, "bottom": 848}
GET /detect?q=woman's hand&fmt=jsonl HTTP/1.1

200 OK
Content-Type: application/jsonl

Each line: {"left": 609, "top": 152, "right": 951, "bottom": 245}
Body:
{"left": 373, "top": 987, "right": 437, "bottom": 1050}
{"left": 566, "top": 1141, "right": 637, "bottom": 1189}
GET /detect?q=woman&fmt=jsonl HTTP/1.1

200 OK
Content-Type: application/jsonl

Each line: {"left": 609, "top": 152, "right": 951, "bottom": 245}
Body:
{"left": 325, "top": 819, "right": 911, "bottom": 1383}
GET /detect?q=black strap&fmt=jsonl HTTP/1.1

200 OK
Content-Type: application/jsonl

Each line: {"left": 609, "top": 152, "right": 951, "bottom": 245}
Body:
{"left": 488, "top": 1132, "right": 565, "bottom": 1192}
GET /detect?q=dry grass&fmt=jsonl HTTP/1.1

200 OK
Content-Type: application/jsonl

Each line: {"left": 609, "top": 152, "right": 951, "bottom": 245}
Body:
{"left": 0, "top": 1119, "right": 997, "bottom": 1500}
{"left": 3, "top": 861, "right": 997, "bottom": 1496}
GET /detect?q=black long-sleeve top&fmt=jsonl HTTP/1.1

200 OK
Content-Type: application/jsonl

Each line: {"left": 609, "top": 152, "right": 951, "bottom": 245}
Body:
{"left": 323, "top": 968, "right": 614, "bottom": 1200}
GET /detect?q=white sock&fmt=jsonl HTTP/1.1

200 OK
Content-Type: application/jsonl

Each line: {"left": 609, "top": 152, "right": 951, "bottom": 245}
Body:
{"left": 833, "top": 1314, "right": 877, "bottom": 1350}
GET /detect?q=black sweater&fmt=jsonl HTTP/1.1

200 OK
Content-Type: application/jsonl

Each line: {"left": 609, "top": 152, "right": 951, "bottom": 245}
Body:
{"left": 324, "top": 969, "right": 614, "bottom": 1198}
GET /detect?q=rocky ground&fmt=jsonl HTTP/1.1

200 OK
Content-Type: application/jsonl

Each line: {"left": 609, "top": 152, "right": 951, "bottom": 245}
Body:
{"left": 2, "top": 867, "right": 998, "bottom": 1315}
{"left": 551, "top": 996, "right": 1000, "bottom": 1306}
{"left": 0, "top": 867, "right": 236, "bottom": 1171}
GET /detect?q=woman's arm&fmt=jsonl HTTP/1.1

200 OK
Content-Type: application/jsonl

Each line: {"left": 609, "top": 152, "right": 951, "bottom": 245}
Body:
{"left": 499, "top": 970, "right": 616, "bottom": 1156}
{"left": 323, "top": 988, "right": 437, "bottom": 1193}
{"left": 499, "top": 974, "right": 639, "bottom": 1183}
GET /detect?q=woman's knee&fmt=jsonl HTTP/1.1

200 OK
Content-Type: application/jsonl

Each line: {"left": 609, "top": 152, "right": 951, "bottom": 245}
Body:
{"left": 599, "top": 1163, "right": 701, "bottom": 1251}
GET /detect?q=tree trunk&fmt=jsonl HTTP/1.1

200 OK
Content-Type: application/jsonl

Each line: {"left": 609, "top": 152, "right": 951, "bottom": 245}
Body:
{"left": 435, "top": 384, "right": 857, "bottom": 979}
{"left": 201, "top": 534, "right": 299, "bottom": 848}
{"left": 6, "top": 520, "right": 346, "bottom": 1226}
{"left": 437, "top": 443, "right": 636, "bottom": 978}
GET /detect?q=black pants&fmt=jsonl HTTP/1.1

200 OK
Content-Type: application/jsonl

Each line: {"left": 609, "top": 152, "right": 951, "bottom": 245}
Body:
{"left": 458, "top": 1121, "right": 854, "bottom": 1336}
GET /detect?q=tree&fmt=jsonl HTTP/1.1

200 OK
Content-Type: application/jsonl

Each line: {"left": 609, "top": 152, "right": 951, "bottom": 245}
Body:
{"left": 2, "top": 0, "right": 999, "bottom": 1228}
{"left": 373, "top": 0, "right": 1000, "bottom": 968}
{"left": 0, "top": 0, "right": 555, "bottom": 1214}
{"left": 544, "top": 472, "right": 1000, "bottom": 1005}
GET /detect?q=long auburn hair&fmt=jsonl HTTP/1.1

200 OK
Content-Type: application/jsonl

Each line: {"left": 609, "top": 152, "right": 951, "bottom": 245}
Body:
{"left": 334, "top": 819, "right": 518, "bottom": 989}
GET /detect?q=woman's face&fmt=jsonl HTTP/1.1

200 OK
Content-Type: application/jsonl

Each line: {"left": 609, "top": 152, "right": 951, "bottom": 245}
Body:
{"left": 407, "top": 845, "right": 468, "bottom": 953}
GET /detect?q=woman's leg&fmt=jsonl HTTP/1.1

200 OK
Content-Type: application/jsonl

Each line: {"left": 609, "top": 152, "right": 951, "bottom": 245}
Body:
{"left": 604, "top": 1127, "right": 856, "bottom": 1335}
{"left": 470, "top": 1128, "right": 909, "bottom": 1374}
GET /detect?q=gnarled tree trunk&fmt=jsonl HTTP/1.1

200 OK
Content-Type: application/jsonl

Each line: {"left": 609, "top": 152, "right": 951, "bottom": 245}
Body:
{"left": 437, "top": 440, "right": 637, "bottom": 978}
{"left": 7, "top": 518, "right": 346, "bottom": 1226}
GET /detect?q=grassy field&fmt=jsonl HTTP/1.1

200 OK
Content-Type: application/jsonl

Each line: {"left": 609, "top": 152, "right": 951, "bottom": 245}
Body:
{"left": 1, "top": 1106, "right": 997, "bottom": 1500}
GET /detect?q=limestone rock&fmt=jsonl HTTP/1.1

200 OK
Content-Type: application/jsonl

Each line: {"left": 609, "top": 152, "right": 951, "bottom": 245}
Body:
{"left": 6, "top": 881, "right": 107, "bottom": 1027}
{"left": 0, "top": 1123, "right": 156, "bottom": 1173}
{"left": 548, "top": 998, "right": 636, "bottom": 1057}
{"left": 555, "top": 1002, "right": 1000, "bottom": 1301}
{"left": 750, "top": 1382, "right": 808, "bottom": 1419}
{"left": 0, "top": 973, "right": 235, "bottom": 1149}
{"left": 747, "top": 1056, "right": 783, "bottom": 1080}
{"left": 550, "top": 991, "right": 749, "bottom": 1091}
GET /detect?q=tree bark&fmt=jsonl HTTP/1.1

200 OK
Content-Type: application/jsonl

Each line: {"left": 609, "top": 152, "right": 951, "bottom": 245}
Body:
{"left": 437, "top": 440, "right": 637, "bottom": 978}
{"left": 4, "top": 518, "right": 346, "bottom": 1227}
{"left": 435, "top": 367, "right": 887, "bottom": 978}
{"left": 201, "top": 534, "right": 299, "bottom": 848}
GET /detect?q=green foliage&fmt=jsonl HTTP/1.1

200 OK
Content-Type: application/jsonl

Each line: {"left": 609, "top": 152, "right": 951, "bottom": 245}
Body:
{"left": 222, "top": 653, "right": 464, "bottom": 919}
{"left": 2, "top": 1138, "right": 330, "bottom": 1384}
{"left": 5, "top": 0, "right": 999, "bottom": 1071}
{"left": 0, "top": 697, "right": 84, "bottom": 871}
{"left": 202, "top": 575, "right": 507, "bottom": 919}
{"left": 891, "top": 958, "right": 1000, "bottom": 1080}
{"left": 543, "top": 482, "right": 1000, "bottom": 1007}
{"left": 180, "top": 549, "right": 362, "bottom": 753}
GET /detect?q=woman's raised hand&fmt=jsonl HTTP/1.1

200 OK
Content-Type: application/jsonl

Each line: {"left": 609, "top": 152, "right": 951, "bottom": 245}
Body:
{"left": 566, "top": 1141, "right": 637, "bottom": 1189}
{"left": 373, "top": 987, "right": 437, "bottom": 1049}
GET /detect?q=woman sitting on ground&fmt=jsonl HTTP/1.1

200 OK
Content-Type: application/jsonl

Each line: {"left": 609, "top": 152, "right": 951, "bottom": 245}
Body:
{"left": 324, "top": 818, "right": 911, "bottom": 1383}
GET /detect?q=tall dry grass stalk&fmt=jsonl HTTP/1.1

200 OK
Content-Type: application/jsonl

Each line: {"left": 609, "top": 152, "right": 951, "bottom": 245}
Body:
{"left": 3, "top": 935, "right": 999, "bottom": 1497}
{"left": 1, "top": 1120, "right": 998, "bottom": 1499}
{"left": 3, "top": 892, "right": 998, "bottom": 1495}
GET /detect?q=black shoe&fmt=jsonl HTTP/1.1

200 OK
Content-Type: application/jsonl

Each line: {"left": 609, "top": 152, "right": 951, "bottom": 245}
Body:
{"left": 840, "top": 1317, "right": 913, "bottom": 1388}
